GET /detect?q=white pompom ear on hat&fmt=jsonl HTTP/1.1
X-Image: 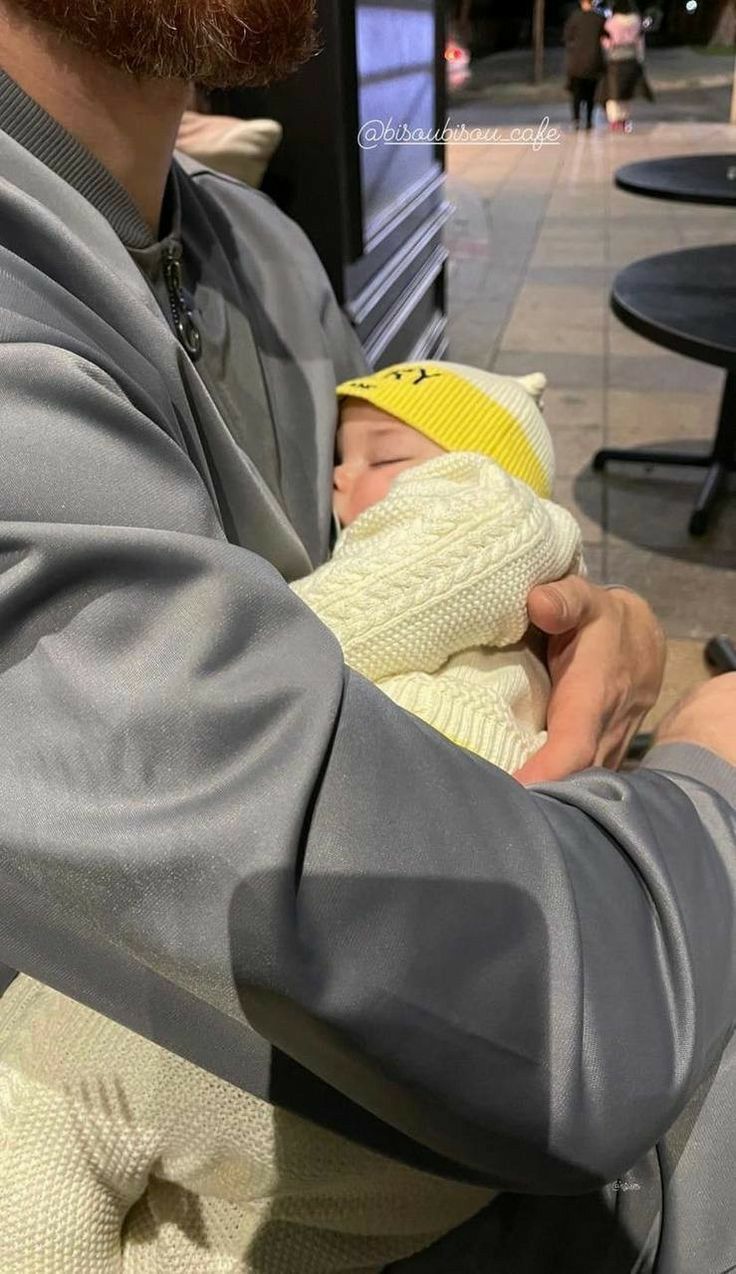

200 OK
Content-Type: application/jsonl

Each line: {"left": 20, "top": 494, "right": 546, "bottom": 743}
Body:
{"left": 515, "top": 373, "right": 547, "bottom": 404}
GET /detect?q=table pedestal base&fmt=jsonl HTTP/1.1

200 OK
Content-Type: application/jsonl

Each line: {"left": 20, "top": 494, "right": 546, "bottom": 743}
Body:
{"left": 593, "top": 373, "right": 736, "bottom": 537}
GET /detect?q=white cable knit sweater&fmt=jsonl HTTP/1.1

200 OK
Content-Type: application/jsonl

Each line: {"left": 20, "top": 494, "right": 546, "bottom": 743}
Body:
{"left": 0, "top": 455, "right": 582, "bottom": 1272}
{"left": 0, "top": 975, "right": 491, "bottom": 1273}
{"left": 293, "top": 453, "right": 584, "bottom": 772}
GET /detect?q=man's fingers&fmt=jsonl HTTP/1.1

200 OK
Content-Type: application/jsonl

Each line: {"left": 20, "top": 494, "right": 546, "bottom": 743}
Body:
{"left": 527, "top": 576, "right": 601, "bottom": 637}
{"left": 515, "top": 727, "right": 598, "bottom": 785}
{"left": 522, "top": 584, "right": 663, "bottom": 782}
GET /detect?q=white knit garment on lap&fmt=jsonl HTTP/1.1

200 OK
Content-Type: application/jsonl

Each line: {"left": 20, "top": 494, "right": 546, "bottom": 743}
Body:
{"left": 0, "top": 457, "right": 582, "bottom": 1274}
{"left": 293, "top": 453, "right": 584, "bottom": 772}
{"left": 0, "top": 976, "right": 492, "bottom": 1273}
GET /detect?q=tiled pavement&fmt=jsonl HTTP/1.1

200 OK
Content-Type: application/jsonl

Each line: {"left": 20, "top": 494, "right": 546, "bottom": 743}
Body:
{"left": 446, "top": 116, "right": 736, "bottom": 656}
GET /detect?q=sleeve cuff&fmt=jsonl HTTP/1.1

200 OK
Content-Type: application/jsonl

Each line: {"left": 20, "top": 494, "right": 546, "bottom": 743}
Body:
{"left": 642, "top": 743, "right": 736, "bottom": 808}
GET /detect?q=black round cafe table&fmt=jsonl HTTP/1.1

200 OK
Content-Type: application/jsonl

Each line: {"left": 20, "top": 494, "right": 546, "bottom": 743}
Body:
{"left": 594, "top": 245, "right": 736, "bottom": 536}
{"left": 615, "top": 154, "right": 736, "bottom": 207}
{"left": 610, "top": 245, "right": 736, "bottom": 369}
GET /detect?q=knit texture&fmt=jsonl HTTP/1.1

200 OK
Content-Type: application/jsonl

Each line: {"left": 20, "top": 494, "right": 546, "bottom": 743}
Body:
{"left": 293, "top": 453, "right": 583, "bottom": 770}
{"left": 0, "top": 976, "right": 492, "bottom": 1273}
{"left": 337, "top": 363, "right": 554, "bottom": 497}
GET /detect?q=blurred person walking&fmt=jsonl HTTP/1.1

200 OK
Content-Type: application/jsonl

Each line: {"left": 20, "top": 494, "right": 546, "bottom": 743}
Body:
{"left": 602, "top": 0, "right": 654, "bottom": 132}
{"left": 564, "top": 0, "right": 606, "bottom": 131}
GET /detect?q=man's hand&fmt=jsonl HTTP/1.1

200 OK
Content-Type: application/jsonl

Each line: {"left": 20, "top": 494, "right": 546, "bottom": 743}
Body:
{"left": 515, "top": 579, "right": 666, "bottom": 784}
{"left": 655, "top": 674, "right": 736, "bottom": 768}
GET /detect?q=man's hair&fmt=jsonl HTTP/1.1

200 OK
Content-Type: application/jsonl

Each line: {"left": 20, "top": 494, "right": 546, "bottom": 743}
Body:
{"left": 9, "top": 0, "right": 319, "bottom": 89}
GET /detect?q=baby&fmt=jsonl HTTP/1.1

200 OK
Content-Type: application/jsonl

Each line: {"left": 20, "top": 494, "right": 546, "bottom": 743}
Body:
{"left": 294, "top": 360, "right": 583, "bottom": 772}
{"left": 0, "top": 363, "right": 582, "bottom": 1274}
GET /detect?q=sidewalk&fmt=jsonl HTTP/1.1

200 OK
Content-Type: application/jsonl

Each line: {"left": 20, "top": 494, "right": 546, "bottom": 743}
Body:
{"left": 445, "top": 104, "right": 736, "bottom": 655}
{"left": 459, "top": 44, "right": 735, "bottom": 105}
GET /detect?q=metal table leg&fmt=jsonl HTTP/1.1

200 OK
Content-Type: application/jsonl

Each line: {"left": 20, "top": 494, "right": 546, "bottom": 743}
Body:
{"left": 593, "top": 372, "right": 736, "bottom": 536}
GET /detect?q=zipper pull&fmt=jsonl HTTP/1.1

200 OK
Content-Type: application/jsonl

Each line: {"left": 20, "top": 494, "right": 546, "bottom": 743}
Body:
{"left": 162, "top": 242, "right": 202, "bottom": 363}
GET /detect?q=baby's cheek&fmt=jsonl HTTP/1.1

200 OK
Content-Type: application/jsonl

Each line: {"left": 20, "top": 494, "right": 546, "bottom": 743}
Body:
{"left": 354, "top": 470, "right": 397, "bottom": 520}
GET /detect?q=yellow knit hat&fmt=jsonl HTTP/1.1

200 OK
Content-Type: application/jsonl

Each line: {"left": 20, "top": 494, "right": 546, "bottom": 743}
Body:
{"left": 337, "top": 362, "right": 554, "bottom": 498}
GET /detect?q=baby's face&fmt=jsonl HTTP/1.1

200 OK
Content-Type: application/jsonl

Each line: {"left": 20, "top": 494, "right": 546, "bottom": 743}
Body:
{"left": 334, "top": 399, "right": 443, "bottom": 527}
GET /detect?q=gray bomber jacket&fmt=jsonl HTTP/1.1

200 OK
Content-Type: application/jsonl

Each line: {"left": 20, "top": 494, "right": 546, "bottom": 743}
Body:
{"left": 0, "top": 73, "right": 735, "bottom": 1274}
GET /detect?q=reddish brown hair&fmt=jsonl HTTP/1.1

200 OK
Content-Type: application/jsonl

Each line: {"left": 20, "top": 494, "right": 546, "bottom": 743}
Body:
{"left": 11, "top": 0, "right": 319, "bottom": 88}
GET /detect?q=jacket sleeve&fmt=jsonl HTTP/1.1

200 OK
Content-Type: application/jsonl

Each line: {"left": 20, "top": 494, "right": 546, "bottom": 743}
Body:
{"left": 292, "top": 456, "right": 583, "bottom": 682}
{"left": 1, "top": 343, "right": 735, "bottom": 1194}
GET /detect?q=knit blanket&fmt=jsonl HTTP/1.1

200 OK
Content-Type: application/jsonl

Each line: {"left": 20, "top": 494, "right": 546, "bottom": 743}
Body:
{"left": 293, "top": 453, "right": 584, "bottom": 773}
{"left": 0, "top": 975, "right": 491, "bottom": 1272}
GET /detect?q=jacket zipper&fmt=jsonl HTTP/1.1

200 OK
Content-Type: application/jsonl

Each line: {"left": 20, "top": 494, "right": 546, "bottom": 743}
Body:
{"left": 162, "top": 242, "right": 202, "bottom": 363}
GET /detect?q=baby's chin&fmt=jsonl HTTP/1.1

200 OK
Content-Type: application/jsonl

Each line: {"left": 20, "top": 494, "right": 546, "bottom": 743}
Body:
{"left": 334, "top": 492, "right": 373, "bottom": 528}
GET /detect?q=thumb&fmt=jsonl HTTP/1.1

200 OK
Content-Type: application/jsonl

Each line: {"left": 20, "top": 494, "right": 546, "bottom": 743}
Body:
{"left": 527, "top": 577, "right": 597, "bottom": 637}
{"left": 514, "top": 727, "right": 598, "bottom": 785}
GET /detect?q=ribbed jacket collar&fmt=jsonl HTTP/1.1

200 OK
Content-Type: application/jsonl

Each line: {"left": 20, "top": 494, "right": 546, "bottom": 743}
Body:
{"left": 0, "top": 67, "right": 176, "bottom": 250}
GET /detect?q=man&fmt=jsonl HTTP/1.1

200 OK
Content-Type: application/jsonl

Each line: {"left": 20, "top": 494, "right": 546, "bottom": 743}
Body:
{"left": 0, "top": 1, "right": 734, "bottom": 1270}
{"left": 564, "top": 0, "right": 606, "bottom": 130}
